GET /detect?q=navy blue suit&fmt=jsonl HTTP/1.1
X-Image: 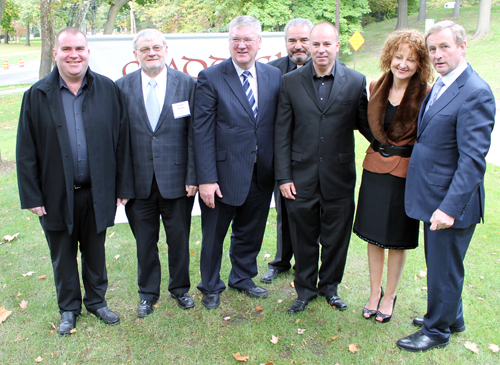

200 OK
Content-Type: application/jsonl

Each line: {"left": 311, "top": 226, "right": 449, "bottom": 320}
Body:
{"left": 405, "top": 64, "right": 495, "bottom": 342}
{"left": 193, "top": 58, "right": 281, "bottom": 294}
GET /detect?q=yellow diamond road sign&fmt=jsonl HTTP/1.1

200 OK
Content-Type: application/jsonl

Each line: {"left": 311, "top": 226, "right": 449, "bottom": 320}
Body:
{"left": 349, "top": 31, "right": 365, "bottom": 51}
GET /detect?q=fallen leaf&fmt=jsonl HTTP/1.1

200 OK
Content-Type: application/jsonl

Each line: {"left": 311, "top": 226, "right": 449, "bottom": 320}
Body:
{"left": 19, "top": 300, "right": 28, "bottom": 309}
{"left": 195, "top": 240, "right": 201, "bottom": 245}
{"left": 2, "top": 233, "right": 19, "bottom": 242}
{"left": 255, "top": 304, "right": 264, "bottom": 312}
{"left": 290, "top": 281, "right": 295, "bottom": 288}
{"left": 232, "top": 352, "right": 249, "bottom": 362}
{"left": 270, "top": 335, "right": 279, "bottom": 344}
{"left": 49, "top": 322, "right": 56, "bottom": 330}
{"left": 153, "top": 304, "right": 160, "bottom": 309}
{"left": 277, "top": 299, "right": 283, "bottom": 304}
{"left": 331, "top": 335, "right": 340, "bottom": 341}
{"left": 297, "top": 328, "right": 306, "bottom": 335}
{"left": 34, "top": 356, "right": 43, "bottom": 363}
{"left": 2, "top": 284, "right": 6, "bottom": 288}
{"left": 348, "top": 343, "right": 360, "bottom": 354}
{"left": 38, "top": 275, "right": 46, "bottom": 280}
{"left": 488, "top": 344, "right": 499, "bottom": 353}
{"left": 418, "top": 270, "right": 427, "bottom": 278}
{"left": 343, "top": 285, "right": 349, "bottom": 290}
{"left": 465, "top": 341, "right": 479, "bottom": 353}
{"left": 69, "top": 328, "right": 77, "bottom": 334}
{"left": 22, "top": 271, "right": 35, "bottom": 277}
{"left": 223, "top": 316, "right": 231, "bottom": 321}
{"left": 421, "top": 286, "right": 428, "bottom": 291}
{"left": 478, "top": 297, "right": 485, "bottom": 301}
{"left": 190, "top": 251, "right": 196, "bottom": 256}
{"left": 17, "top": 292, "right": 22, "bottom": 297}
{"left": 264, "top": 253, "right": 271, "bottom": 259}
{"left": 0, "top": 306, "right": 13, "bottom": 324}
{"left": 295, "top": 319, "right": 301, "bottom": 324}
{"left": 109, "top": 232, "right": 115, "bottom": 238}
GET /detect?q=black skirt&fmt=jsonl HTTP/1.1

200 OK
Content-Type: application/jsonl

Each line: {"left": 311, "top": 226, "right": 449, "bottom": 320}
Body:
{"left": 353, "top": 169, "right": 419, "bottom": 249}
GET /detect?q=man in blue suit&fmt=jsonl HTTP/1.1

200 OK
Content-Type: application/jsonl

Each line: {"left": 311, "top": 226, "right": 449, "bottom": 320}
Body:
{"left": 193, "top": 15, "right": 282, "bottom": 309}
{"left": 397, "top": 21, "right": 495, "bottom": 352}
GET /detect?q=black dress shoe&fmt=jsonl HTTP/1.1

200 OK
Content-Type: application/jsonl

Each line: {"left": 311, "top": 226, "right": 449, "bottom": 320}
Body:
{"left": 375, "top": 295, "right": 397, "bottom": 323}
{"left": 230, "top": 285, "right": 269, "bottom": 299}
{"left": 202, "top": 293, "right": 220, "bottom": 309}
{"left": 171, "top": 293, "right": 195, "bottom": 309}
{"left": 58, "top": 311, "right": 77, "bottom": 335}
{"left": 362, "top": 287, "right": 384, "bottom": 319}
{"left": 137, "top": 299, "right": 154, "bottom": 318}
{"left": 397, "top": 330, "right": 449, "bottom": 352}
{"left": 326, "top": 295, "right": 348, "bottom": 310}
{"left": 88, "top": 306, "right": 120, "bottom": 324}
{"left": 260, "top": 269, "right": 281, "bottom": 283}
{"left": 412, "top": 317, "right": 466, "bottom": 333}
{"left": 288, "top": 298, "right": 308, "bottom": 314}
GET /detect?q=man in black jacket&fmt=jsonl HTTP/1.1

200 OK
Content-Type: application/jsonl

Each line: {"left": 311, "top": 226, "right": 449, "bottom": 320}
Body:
{"left": 16, "top": 27, "right": 134, "bottom": 335}
{"left": 260, "top": 18, "right": 313, "bottom": 284}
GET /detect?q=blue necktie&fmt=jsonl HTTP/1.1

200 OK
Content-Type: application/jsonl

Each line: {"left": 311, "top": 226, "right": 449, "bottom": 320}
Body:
{"left": 146, "top": 79, "right": 160, "bottom": 131}
{"left": 242, "top": 71, "right": 258, "bottom": 119}
{"left": 425, "top": 79, "right": 445, "bottom": 113}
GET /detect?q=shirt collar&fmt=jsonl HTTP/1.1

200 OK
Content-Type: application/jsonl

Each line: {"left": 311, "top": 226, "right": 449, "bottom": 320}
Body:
{"left": 232, "top": 60, "right": 257, "bottom": 79}
{"left": 141, "top": 66, "right": 167, "bottom": 89}
{"left": 288, "top": 56, "right": 311, "bottom": 71}
{"left": 59, "top": 75, "right": 88, "bottom": 92}
{"left": 312, "top": 61, "right": 336, "bottom": 78}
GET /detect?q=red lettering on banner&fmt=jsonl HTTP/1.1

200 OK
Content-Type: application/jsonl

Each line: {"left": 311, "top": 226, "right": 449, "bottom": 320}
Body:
{"left": 122, "top": 61, "right": 139, "bottom": 76}
{"left": 182, "top": 57, "right": 208, "bottom": 79}
{"left": 169, "top": 59, "right": 178, "bottom": 70}
{"left": 209, "top": 56, "right": 227, "bottom": 66}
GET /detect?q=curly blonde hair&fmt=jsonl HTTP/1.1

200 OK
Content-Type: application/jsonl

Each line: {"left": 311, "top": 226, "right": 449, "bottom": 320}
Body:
{"left": 380, "top": 29, "right": 433, "bottom": 84}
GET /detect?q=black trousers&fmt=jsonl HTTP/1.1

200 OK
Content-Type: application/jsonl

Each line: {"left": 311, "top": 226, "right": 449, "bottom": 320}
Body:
{"left": 285, "top": 189, "right": 354, "bottom": 301}
{"left": 267, "top": 184, "right": 294, "bottom": 271}
{"left": 197, "top": 170, "right": 273, "bottom": 294}
{"left": 126, "top": 177, "right": 193, "bottom": 302}
{"left": 422, "top": 222, "right": 475, "bottom": 342}
{"left": 44, "top": 186, "right": 107, "bottom": 315}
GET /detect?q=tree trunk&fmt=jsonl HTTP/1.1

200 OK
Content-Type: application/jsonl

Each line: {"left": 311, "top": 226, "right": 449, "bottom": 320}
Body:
{"left": 452, "top": 0, "right": 461, "bottom": 18}
{"left": 417, "top": 0, "right": 426, "bottom": 22}
{"left": 89, "top": 0, "right": 98, "bottom": 34}
{"left": 473, "top": 0, "right": 492, "bottom": 39}
{"left": 74, "top": 0, "right": 90, "bottom": 29}
{"left": 40, "top": 0, "right": 54, "bottom": 79}
{"left": 0, "top": 0, "right": 6, "bottom": 26}
{"left": 395, "top": 0, "right": 409, "bottom": 30}
{"left": 25, "top": 21, "right": 30, "bottom": 46}
{"left": 103, "top": 0, "right": 129, "bottom": 35}
{"left": 4, "top": 30, "right": 8, "bottom": 44}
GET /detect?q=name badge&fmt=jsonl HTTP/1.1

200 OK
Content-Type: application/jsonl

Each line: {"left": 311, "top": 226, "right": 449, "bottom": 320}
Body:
{"left": 172, "top": 101, "right": 191, "bottom": 119}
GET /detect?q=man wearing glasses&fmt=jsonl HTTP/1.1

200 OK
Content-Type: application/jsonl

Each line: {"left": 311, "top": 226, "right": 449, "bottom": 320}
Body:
{"left": 193, "top": 16, "right": 282, "bottom": 309}
{"left": 116, "top": 29, "right": 197, "bottom": 317}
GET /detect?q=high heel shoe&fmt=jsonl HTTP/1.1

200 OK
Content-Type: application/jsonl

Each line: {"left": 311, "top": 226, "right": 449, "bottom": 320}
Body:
{"left": 362, "top": 287, "right": 384, "bottom": 319}
{"left": 375, "top": 295, "right": 397, "bottom": 323}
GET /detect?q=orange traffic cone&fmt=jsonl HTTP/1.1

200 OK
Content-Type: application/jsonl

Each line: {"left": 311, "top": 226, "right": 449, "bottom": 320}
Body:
{"left": 19, "top": 58, "right": 24, "bottom": 67}
{"left": 3, "top": 60, "right": 8, "bottom": 69}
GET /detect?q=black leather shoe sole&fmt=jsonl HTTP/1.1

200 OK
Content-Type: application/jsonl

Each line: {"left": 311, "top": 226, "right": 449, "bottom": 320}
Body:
{"left": 88, "top": 307, "right": 120, "bottom": 325}
{"left": 396, "top": 330, "right": 449, "bottom": 352}
{"left": 58, "top": 312, "right": 77, "bottom": 335}
{"left": 229, "top": 285, "right": 269, "bottom": 299}
{"left": 202, "top": 293, "right": 220, "bottom": 309}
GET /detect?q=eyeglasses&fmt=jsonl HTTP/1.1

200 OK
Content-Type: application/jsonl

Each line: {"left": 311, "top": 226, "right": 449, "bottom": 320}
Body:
{"left": 137, "top": 45, "right": 164, "bottom": 54}
{"left": 230, "top": 37, "right": 257, "bottom": 45}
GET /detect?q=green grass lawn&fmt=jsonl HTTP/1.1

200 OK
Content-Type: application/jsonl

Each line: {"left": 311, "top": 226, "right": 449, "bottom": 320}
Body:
{"left": 1, "top": 7, "right": 500, "bottom": 364}
{"left": 0, "top": 39, "right": 42, "bottom": 65}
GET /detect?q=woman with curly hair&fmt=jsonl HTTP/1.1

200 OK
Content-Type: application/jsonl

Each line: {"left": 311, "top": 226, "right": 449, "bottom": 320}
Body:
{"left": 353, "top": 30, "right": 433, "bottom": 323}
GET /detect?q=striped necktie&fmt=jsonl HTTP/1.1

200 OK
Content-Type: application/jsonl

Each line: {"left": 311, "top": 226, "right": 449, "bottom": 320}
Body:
{"left": 425, "top": 79, "right": 445, "bottom": 113}
{"left": 146, "top": 78, "right": 160, "bottom": 131}
{"left": 242, "top": 71, "right": 257, "bottom": 119}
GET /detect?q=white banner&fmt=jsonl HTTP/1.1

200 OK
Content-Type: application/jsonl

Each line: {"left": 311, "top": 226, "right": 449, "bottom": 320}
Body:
{"left": 87, "top": 32, "right": 287, "bottom": 81}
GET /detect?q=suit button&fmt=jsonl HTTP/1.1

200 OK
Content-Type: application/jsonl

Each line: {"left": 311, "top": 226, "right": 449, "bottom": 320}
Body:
{"left": 322, "top": 115, "right": 325, "bottom": 120}
{"left": 319, "top": 157, "right": 323, "bottom": 162}
{"left": 251, "top": 151, "right": 256, "bottom": 155}
{"left": 320, "top": 137, "right": 325, "bottom": 142}
{"left": 255, "top": 127, "right": 259, "bottom": 131}
{"left": 149, "top": 157, "right": 153, "bottom": 160}
{"left": 152, "top": 136, "right": 156, "bottom": 139}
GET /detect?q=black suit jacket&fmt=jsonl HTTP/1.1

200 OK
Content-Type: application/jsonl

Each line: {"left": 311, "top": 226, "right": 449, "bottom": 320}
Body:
{"left": 193, "top": 58, "right": 282, "bottom": 206}
{"left": 116, "top": 67, "right": 196, "bottom": 199}
{"left": 275, "top": 61, "right": 372, "bottom": 200}
{"left": 16, "top": 66, "right": 134, "bottom": 234}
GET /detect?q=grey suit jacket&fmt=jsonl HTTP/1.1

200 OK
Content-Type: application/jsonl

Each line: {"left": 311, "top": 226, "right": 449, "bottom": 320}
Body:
{"left": 116, "top": 66, "right": 196, "bottom": 200}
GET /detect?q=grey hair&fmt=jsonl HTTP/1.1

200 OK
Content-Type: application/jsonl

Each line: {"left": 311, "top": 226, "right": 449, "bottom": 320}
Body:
{"left": 133, "top": 29, "right": 167, "bottom": 50}
{"left": 284, "top": 18, "right": 313, "bottom": 38}
{"left": 425, "top": 20, "right": 467, "bottom": 47}
{"left": 228, "top": 16, "right": 262, "bottom": 38}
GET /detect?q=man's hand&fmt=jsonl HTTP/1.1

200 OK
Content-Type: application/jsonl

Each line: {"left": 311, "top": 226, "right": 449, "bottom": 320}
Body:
{"left": 116, "top": 198, "right": 129, "bottom": 206}
{"left": 186, "top": 185, "right": 198, "bottom": 197}
{"left": 199, "top": 182, "right": 223, "bottom": 208}
{"left": 28, "top": 206, "right": 47, "bottom": 217}
{"left": 280, "top": 182, "right": 297, "bottom": 200}
{"left": 430, "top": 209, "right": 455, "bottom": 231}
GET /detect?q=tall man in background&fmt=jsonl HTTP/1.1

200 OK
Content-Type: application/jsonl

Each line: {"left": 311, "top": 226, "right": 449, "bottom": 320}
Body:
{"left": 397, "top": 20, "right": 495, "bottom": 352}
{"left": 16, "top": 27, "right": 134, "bottom": 335}
{"left": 116, "top": 29, "right": 197, "bottom": 317}
{"left": 260, "top": 18, "right": 313, "bottom": 284}
{"left": 274, "top": 22, "right": 372, "bottom": 314}
{"left": 193, "top": 15, "right": 282, "bottom": 309}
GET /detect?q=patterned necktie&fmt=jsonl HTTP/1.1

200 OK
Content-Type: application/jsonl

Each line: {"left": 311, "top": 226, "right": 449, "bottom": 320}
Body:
{"left": 425, "top": 79, "right": 445, "bottom": 113}
{"left": 242, "top": 71, "right": 258, "bottom": 119}
{"left": 146, "top": 78, "right": 160, "bottom": 131}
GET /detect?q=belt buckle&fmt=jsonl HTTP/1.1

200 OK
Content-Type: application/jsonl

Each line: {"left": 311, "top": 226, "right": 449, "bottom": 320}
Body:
{"left": 379, "top": 145, "right": 391, "bottom": 158}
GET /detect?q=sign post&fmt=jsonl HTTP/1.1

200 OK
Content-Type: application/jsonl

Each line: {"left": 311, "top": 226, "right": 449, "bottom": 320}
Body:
{"left": 348, "top": 31, "right": 365, "bottom": 70}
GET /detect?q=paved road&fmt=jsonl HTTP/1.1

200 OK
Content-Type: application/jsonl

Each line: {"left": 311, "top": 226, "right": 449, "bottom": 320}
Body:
{"left": 0, "top": 60, "right": 40, "bottom": 86}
